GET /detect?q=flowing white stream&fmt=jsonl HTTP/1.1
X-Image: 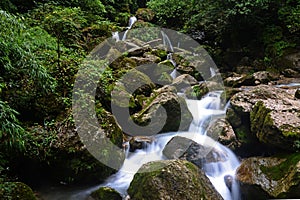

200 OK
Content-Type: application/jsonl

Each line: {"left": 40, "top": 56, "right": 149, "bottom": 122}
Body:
{"left": 69, "top": 92, "right": 241, "bottom": 200}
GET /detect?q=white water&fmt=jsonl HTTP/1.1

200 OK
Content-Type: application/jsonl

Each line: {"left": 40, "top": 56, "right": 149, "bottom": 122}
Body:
{"left": 122, "top": 16, "right": 137, "bottom": 41}
{"left": 89, "top": 92, "right": 241, "bottom": 200}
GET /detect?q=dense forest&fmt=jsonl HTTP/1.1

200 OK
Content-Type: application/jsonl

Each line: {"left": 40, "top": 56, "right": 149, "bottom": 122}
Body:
{"left": 0, "top": 0, "right": 299, "bottom": 199}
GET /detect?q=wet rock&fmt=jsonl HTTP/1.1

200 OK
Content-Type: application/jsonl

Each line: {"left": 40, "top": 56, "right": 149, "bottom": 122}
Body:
{"left": 132, "top": 86, "right": 193, "bottom": 135}
{"left": 236, "top": 154, "right": 300, "bottom": 199}
{"left": 128, "top": 160, "right": 223, "bottom": 200}
{"left": 172, "top": 74, "right": 198, "bottom": 90}
{"left": 252, "top": 71, "right": 280, "bottom": 85}
{"left": 224, "top": 175, "right": 233, "bottom": 191}
{"left": 206, "top": 119, "right": 241, "bottom": 150}
{"left": 228, "top": 84, "right": 300, "bottom": 152}
{"left": 89, "top": 187, "right": 122, "bottom": 200}
{"left": 163, "top": 136, "right": 227, "bottom": 168}
{"left": 0, "top": 182, "right": 37, "bottom": 200}
{"left": 129, "top": 136, "right": 154, "bottom": 152}
{"left": 128, "top": 45, "right": 151, "bottom": 57}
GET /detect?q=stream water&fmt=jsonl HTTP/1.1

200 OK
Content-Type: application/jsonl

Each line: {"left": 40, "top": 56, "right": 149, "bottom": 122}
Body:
{"left": 40, "top": 18, "right": 241, "bottom": 200}
{"left": 40, "top": 92, "right": 240, "bottom": 200}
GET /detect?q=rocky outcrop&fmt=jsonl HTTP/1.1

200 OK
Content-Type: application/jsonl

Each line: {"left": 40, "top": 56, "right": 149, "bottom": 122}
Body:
{"left": 236, "top": 154, "right": 300, "bottom": 199}
{"left": 127, "top": 160, "right": 223, "bottom": 200}
{"left": 132, "top": 86, "right": 193, "bottom": 134}
{"left": 163, "top": 136, "right": 227, "bottom": 168}
{"left": 227, "top": 85, "right": 300, "bottom": 152}
{"left": 224, "top": 71, "right": 279, "bottom": 87}
{"left": 89, "top": 187, "right": 122, "bottom": 200}
{"left": 0, "top": 182, "right": 37, "bottom": 200}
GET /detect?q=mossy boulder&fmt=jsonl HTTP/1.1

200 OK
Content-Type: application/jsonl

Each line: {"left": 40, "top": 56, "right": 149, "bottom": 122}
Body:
{"left": 0, "top": 182, "right": 36, "bottom": 200}
{"left": 132, "top": 86, "right": 193, "bottom": 135}
{"left": 127, "top": 160, "right": 223, "bottom": 200}
{"left": 236, "top": 154, "right": 300, "bottom": 199}
{"left": 185, "top": 81, "right": 223, "bottom": 100}
{"left": 90, "top": 186, "right": 122, "bottom": 200}
{"left": 227, "top": 85, "right": 300, "bottom": 153}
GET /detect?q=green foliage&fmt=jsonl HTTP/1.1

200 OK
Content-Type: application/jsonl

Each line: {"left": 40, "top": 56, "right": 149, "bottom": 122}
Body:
{"left": 0, "top": 10, "right": 55, "bottom": 117}
{"left": 147, "top": 0, "right": 190, "bottom": 28}
{"left": 0, "top": 101, "right": 25, "bottom": 151}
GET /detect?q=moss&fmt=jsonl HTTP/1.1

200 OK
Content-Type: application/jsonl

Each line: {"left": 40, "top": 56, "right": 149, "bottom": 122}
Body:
{"left": 0, "top": 182, "right": 37, "bottom": 200}
{"left": 280, "top": 125, "right": 300, "bottom": 137}
{"left": 91, "top": 187, "right": 122, "bottom": 200}
{"left": 151, "top": 49, "right": 168, "bottom": 59}
{"left": 260, "top": 153, "right": 300, "bottom": 181}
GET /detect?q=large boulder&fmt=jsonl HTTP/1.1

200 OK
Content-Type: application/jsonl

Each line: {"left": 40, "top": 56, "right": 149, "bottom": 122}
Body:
{"left": 0, "top": 182, "right": 36, "bottom": 200}
{"left": 227, "top": 85, "right": 300, "bottom": 152}
{"left": 163, "top": 136, "right": 227, "bottom": 168}
{"left": 236, "top": 154, "right": 300, "bottom": 199}
{"left": 132, "top": 86, "right": 193, "bottom": 135}
{"left": 20, "top": 109, "right": 124, "bottom": 185}
{"left": 127, "top": 160, "right": 223, "bottom": 200}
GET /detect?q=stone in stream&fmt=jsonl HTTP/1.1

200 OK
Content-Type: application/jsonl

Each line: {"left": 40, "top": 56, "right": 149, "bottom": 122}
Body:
{"left": 128, "top": 160, "right": 223, "bottom": 200}
{"left": 224, "top": 175, "right": 233, "bottom": 191}
{"left": 132, "top": 86, "right": 193, "bottom": 135}
{"left": 163, "top": 136, "right": 227, "bottom": 169}
{"left": 89, "top": 186, "right": 122, "bottom": 200}
{"left": 236, "top": 154, "right": 300, "bottom": 199}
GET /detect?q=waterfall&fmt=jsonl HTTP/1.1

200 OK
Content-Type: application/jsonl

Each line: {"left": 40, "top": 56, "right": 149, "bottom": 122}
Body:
{"left": 85, "top": 92, "right": 241, "bottom": 200}
{"left": 122, "top": 16, "right": 137, "bottom": 41}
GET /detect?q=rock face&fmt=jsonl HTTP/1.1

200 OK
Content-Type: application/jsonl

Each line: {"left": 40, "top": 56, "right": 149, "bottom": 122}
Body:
{"left": 236, "top": 154, "right": 300, "bottom": 199}
{"left": 132, "top": 86, "right": 193, "bottom": 134}
{"left": 227, "top": 85, "right": 300, "bottom": 152}
{"left": 0, "top": 182, "right": 37, "bottom": 200}
{"left": 127, "top": 160, "right": 223, "bottom": 200}
{"left": 206, "top": 119, "right": 240, "bottom": 150}
{"left": 163, "top": 136, "right": 227, "bottom": 168}
{"left": 89, "top": 187, "right": 122, "bottom": 200}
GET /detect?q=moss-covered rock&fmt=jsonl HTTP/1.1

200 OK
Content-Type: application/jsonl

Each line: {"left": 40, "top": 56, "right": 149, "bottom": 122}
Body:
{"left": 128, "top": 160, "right": 223, "bottom": 200}
{"left": 132, "top": 86, "right": 193, "bottom": 135}
{"left": 236, "top": 154, "right": 300, "bottom": 199}
{"left": 185, "top": 81, "right": 223, "bottom": 100}
{"left": 0, "top": 182, "right": 37, "bottom": 200}
{"left": 227, "top": 85, "right": 300, "bottom": 153}
{"left": 90, "top": 186, "right": 122, "bottom": 200}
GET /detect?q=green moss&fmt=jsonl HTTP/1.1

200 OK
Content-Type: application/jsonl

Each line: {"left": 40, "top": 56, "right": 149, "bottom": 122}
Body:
{"left": 260, "top": 153, "right": 300, "bottom": 181}
{"left": 151, "top": 49, "right": 168, "bottom": 58}
{"left": 0, "top": 182, "right": 37, "bottom": 200}
{"left": 280, "top": 125, "right": 300, "bottom": 137}
{"left": 91, "top": 187, "right": 122, "bottom": 200}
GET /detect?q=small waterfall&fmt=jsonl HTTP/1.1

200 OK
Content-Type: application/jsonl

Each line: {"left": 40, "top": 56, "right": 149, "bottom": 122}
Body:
{"left": 161, "top": 31, "right": 178, "bottom": 79}
{"left": 112, "top": 32, "right": 120, "bottom": 42}
{"left": 122, "top": 16, "right": 137, "bottom": 41}
{"left": 93, "top": 91, "right": 241, "bottom": 200}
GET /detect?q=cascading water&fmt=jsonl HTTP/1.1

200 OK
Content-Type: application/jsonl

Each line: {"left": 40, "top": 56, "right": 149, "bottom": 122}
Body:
{"left": 81, "top": 92, "right": 241, "bottom": 200}
{"left": 122, "top": 16, "right": 137, "bottom": 41}
{"left": 112, "top": 16, "right": 137, "bottom": 42}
